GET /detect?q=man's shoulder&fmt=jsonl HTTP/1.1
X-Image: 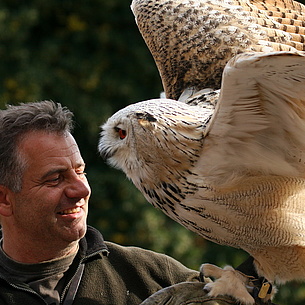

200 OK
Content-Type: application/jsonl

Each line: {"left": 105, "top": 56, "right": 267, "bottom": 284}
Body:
{"left": 104, "top": 241, "right": 170, "bottom": 262}
{"left": 84, "top": 226, "right": 169, "bottom": 262}
{"left": 103, "top": 241, "right": 198, "bottom": 279}
{"left": 85, "top": 227, "right": 197, "bottom": 276}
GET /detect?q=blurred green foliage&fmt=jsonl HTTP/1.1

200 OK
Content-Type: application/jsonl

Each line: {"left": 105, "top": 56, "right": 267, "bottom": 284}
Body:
{"left": 0, "top": 0, "right": 305, "bottom": 304}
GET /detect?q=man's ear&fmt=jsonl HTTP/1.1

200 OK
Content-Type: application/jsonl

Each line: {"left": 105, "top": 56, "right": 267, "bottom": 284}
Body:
{"left": 0, "top": 185, "right": 13, "bottom": 217}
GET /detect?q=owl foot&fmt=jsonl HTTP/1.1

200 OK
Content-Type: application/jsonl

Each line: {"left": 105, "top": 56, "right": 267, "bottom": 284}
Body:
{"left": 201, "top": 263, "right": 255, "bottom": 305}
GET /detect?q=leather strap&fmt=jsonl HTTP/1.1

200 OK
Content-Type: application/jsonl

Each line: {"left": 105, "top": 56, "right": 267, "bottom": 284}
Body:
{"left": 236, "top": 257, "right": 273, "bottom": 304}
{"left": 62, "top": 264, "right": 85, "bottom": 305}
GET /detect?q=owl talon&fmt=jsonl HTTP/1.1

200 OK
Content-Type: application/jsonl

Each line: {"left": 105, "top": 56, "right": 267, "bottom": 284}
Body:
{"left": 200, "top": 263, "right": 255, "bottom": 305}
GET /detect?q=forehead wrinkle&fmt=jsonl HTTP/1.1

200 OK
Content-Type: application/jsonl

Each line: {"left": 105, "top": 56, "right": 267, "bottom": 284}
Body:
{"left": 40, "top": 141, "right": 79, "bottom": 156}
{"left": 21, "top": 133, "right": 85, "bottom": 174}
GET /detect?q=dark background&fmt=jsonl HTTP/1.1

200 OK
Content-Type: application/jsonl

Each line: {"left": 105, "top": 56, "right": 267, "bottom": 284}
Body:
{"left": 0, "top": 0, "right": 304, "bottom": 303}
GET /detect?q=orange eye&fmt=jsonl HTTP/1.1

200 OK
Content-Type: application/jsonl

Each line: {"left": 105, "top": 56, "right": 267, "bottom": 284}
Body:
{"left": 115, "top": 127, "right": 127, "bottom": 140}
{"left": 119, "top": 129, "right": 126, "bottom": 139}
{"left": 114, "top": 127, "right": 127, "bottom": 140}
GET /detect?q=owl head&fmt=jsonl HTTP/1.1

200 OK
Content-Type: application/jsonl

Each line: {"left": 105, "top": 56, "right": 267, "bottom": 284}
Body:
{"left": 99, "top": 99, "right": 211, "bottom": 191}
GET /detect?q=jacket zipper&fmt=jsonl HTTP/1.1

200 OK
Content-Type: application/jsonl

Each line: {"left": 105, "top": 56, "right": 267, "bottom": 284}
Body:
{"left": 0, "top": 249, "right": 107, "bottom": 304}
{"left": 59, "top": 250, "right": 104, "bottom": 304}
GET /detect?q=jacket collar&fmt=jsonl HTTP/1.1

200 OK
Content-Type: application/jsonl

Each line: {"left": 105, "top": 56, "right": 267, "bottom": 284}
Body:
{"left": 78, "top": 225, "right": 109, "bottom": 261}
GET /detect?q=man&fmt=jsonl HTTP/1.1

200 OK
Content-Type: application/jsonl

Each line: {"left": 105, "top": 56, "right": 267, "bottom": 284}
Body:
{"left": 0, "top": 100, "right": 203, "bottom": 305}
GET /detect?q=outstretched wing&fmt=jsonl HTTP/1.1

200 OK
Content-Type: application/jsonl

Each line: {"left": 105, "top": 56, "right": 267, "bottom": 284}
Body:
{"left": 200, "top": 51, "right": 305, "bottom": 180}
{"left": 131, "top": 0, "right": 305, "bottom": 100}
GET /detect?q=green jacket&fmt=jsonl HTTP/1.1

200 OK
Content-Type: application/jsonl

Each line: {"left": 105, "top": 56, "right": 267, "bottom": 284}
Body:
{"left": 0, "top": 226, "right": 199, "bottom": 305}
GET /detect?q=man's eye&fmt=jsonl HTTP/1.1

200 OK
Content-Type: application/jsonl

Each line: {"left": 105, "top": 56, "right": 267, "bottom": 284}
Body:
{"left": 45, "top": 176, "right": 62, "bottom": 185}
{"left": 48, "top": 177, "right": 60, "bottom": 182}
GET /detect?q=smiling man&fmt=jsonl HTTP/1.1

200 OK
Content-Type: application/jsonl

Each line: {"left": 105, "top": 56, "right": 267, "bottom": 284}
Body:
{"left": 0, "top": 101, "right": 203, "bottom": 305}
{"left": 0, "top": 130, "right": 90, "bottom": 263}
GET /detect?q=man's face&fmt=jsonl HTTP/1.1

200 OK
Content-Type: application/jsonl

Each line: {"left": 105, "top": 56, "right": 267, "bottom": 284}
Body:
{"left": 8, "top": 130, "right": 91, "bottom": 253}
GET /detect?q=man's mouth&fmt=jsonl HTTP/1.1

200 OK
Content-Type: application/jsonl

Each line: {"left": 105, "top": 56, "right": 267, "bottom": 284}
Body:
{"left": 58, "top": 207, "right": 81, "bottom": 215}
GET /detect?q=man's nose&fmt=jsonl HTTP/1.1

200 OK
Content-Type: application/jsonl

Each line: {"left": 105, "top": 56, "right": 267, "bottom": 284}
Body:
{"left": 65, "top": 174, "right": 91, "bottom": 199}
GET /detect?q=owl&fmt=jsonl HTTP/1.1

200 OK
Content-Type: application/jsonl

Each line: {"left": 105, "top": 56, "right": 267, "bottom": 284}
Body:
{"left": 99, "top": 51, "right": 305, "bottom": 304}
{"left": 131, "top": 0, "right": 305, "bottom": 100}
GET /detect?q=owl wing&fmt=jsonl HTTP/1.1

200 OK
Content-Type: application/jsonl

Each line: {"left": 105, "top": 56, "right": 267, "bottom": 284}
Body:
{"left": 201, "top": 51, "right": 305, "bottom": 179}
{"left": 131, "top": 0, "right": 305, "bottom": 100}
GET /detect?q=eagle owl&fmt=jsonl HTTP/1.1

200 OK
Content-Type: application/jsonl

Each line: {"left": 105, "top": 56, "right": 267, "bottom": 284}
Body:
{"left": 100, "top": 0, "right": 305, "bottom": 303}
{"left": 99, "top": 51, "right": 305, "bottom": 304}
{"left": 131, "top": 0, "right": 305, "bottom": 99}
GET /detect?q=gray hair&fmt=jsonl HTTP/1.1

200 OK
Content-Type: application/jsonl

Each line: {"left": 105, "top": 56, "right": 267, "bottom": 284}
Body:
{"left": 0, "top": 100, "right": 74, "bottom": 192}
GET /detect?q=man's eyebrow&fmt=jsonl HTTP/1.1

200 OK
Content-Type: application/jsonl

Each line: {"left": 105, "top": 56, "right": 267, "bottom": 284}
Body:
{"left": 41, "top": 168, "right": 68, "bottom": 180}
{"left": 41, "top": 163, "right": 86, "bottom": 180}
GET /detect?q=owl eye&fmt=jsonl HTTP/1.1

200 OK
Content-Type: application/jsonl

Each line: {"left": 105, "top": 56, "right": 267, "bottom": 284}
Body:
{"left": 115, "top": 127, "right": 127, "bottom": 140}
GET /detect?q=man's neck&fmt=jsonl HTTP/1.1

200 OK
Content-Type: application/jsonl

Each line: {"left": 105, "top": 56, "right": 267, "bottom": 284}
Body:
{"left": 1, "top": 236, "right": 79, "bottom": 263}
